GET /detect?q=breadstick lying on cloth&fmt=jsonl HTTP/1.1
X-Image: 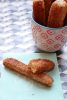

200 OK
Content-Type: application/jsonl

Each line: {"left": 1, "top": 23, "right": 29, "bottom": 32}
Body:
{"left": 3, "top": 58, "right": 53, "bottom": 87}
{"left": 47, "top": 0, "right": 67, "bottom": 28}
{"left": 28, "top": 59, "right": 55, "bottom": 74}
{"left": 33, "top": 0, "right": 46, "bottom": 25}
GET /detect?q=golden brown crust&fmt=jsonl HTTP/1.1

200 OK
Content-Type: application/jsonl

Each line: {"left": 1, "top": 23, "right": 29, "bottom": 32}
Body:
{"left": 44, "top": 0, "right": 52, "bottom": 25}
{"left": 47, "top": 0, "right": 67, "bottom": 28}
{"left": 64, "top": 0, "right": 67, "bottom": 3}
{"left": 3, "top": 58, "right": 53, "bottom": 87}
{"left": 51, "top": 0, "right": 55, "bottom": 2}
{"left": 64, "top": 15, "right": 67, "bottom": 25}
{"left": 28, "top": 59, "right": 55, "bottom": 73}
{"left": 33, "top": 0, "right": 46, "bottom": 25}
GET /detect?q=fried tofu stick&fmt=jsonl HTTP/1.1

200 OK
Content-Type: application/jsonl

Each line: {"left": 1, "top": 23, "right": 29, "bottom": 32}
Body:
{"left": 3, "top": 58, "right": 53, "bottom": 87}
{"left": 28, "top": 59, "right": 55, "bottom": 74}
{"left": 47, "top": 0, "right": 67, "bottom": 28}
{"left": 33, "top": 0, "right": 46, "bottom": 25}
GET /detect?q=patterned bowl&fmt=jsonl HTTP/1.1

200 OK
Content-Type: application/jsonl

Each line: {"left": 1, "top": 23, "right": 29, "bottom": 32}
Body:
{"left": 31, "top": 18, "right": 67, "bottom": 52}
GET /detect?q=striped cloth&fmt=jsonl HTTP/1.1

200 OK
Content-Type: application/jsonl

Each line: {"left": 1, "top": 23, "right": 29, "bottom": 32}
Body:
{"left": 0, "top": 0, "right": 67, "bottom": 100}
{"left": 0, "top": 0, "right": 36, "bottom": 53}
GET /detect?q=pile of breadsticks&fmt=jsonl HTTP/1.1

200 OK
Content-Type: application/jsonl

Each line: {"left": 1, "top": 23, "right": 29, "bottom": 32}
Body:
{"left": 3, "top": 58, "right": 55, "bottom": 87}
{"left": 33, "top": 0, "right": 67, "bottom": 28}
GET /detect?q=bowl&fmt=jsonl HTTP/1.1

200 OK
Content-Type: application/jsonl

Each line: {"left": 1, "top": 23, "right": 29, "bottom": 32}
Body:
{"left": 31, "top": 18, "right": 67, "bottom": 52}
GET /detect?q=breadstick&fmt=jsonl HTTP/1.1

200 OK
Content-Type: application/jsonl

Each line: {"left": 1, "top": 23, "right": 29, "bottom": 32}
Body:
{"left": 44, "top": 0, "right": 52, "bottom": 25}
{"left": 64, "top": 0, "right": 67, "bottom": 3}
{"left": 64, "top": 0, "right": 67, "bottom": 25}
{"left": 47, "top": 0, "right": 67, "bottom": 28}
{"left": 64, "top": 15, "right": 67, "bottom": 25}
{"left": 33, "top": 0, "right": 46, "bottom": 25}
{"left": 3, "top": 58, "right": 53, "bottom": 87}
{"left": 51, "top": 0, "right": 55, "bottom": 2}
{"left": 28, "top": 59, "right": 55, "bottom": 73}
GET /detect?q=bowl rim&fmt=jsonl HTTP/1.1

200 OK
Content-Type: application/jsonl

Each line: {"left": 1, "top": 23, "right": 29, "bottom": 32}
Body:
{"left": 32, "top": 17, "right": 67, "bottom": 30}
